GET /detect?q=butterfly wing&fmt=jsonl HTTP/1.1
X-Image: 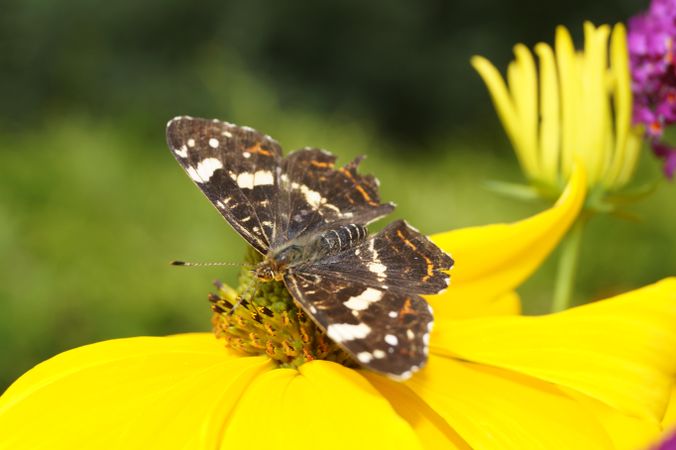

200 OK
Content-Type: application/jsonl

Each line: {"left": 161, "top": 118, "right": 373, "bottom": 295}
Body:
{"left": 275, "top": 149, "right": 394, "bottom": 247}
{"left": 166, "top": 117, "right": 282, "bottom": 254}
{"left": 284, "top": 220, "right": 454, "bottom": 379}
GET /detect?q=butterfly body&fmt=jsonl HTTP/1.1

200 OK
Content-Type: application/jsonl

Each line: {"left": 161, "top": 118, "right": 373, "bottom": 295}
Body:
{"left": 167, "top": 116, "right": 453, "bottom": 380}
{"left": 266, "top": 223, "right": 369, "bottom": 272}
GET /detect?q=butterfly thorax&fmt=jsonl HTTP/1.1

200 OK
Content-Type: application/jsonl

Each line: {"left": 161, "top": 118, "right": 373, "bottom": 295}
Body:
{"left": 256, "top": 223, "right": 368, "bottom": 281}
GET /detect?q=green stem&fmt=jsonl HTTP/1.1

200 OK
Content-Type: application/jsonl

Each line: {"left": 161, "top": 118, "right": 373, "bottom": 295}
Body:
{"left": 551, "top": 217, "right": 586, "bottom": 312}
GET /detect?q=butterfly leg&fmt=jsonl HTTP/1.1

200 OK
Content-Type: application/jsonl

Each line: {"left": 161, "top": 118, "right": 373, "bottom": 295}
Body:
{"left": 227, "top": 273, "right": 260, "bottom": 315}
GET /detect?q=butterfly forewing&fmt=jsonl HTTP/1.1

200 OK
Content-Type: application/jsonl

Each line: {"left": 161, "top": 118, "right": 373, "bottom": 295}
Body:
{"left": 276, "top": 149, "right": 394, "bottom": 246}
{"left": 166, "top": 117, "right": 282, "bottom": 254}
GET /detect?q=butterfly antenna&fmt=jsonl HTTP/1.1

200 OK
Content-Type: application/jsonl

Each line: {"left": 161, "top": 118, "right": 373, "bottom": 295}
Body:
{"left": 171, "top": 260, "right": 254, "bottom": 268}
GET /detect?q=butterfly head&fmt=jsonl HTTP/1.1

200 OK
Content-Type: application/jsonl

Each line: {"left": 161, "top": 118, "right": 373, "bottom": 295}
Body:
{"left": 254, "top": 244, "right": 305, "bottom": 282}
{"left": 253, "top": 261, "right": 277, "bottom": 282}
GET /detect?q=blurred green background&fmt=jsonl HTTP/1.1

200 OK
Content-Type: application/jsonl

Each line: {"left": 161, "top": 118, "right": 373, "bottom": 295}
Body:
{"left": 1, "top": 0, "right": 673, "bottom": 391}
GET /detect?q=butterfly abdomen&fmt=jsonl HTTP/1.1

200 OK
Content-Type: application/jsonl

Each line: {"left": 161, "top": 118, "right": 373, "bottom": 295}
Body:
{"left": 315, "top": 224, "right": 368, "bottom": 257}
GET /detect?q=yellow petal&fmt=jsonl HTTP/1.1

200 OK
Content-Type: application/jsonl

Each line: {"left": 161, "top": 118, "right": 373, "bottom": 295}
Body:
{"left": 510, "top": 44, "right": 540, "bottom": 178}
{"left": 0, "top": 333, "right": 274, "bottom": 450}
{"left": 407, "top": 355, "right": 613, "bottom": 449}
{"left": 535, "top": 42, "right": 560, "bottom": 184}
{"left": 580, "top": 22, "right": 611, "bottom": 186}
{"left": 471, "top": 55, "right": 534, "bottom": 177}
{"left": 432, "top": 278, "right": 676, "bottom": 423}
{"left": 429, "top": 165, "right": 586, "bottom": 318}
{"left": 563, "top": 387, "right": 662, "bottom": 450}
{"left": 556, "top": 25, "right": 580, "bottom": 178}
{"left": 221, "top": 360, "right": 422, "bottom": 450}
{"left": 665, "top": 386, "right": 676, "bottom": 432}
{"left": 616, "top": 130, "right": 644, "bottom": 188}
{"left": 364, "top": 373, "right": 471, "bottom": 450}
{"left": 427, "top": 290, "right": 521, "bottom": 321}
{"left": 606, "top": 23, "right": 639, "bottom": 189}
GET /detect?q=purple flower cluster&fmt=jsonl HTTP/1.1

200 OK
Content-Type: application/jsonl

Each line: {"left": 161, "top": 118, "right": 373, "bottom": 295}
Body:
{"left": 654, "top": 429, "right": 676, "bottom": 450}
{"left": 628, "top": 0, "right": 676, "bottom": 178}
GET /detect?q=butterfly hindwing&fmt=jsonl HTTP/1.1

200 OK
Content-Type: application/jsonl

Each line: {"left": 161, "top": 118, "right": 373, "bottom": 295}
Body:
{"left": 306, "top": 220, "right": 453, "bottom": 294}
{"left": 284, "top": 220, "right": 453, "bottom": 378}
{"left": 166, "top": 117, "right": 282, "bottom": 253}
{"left": 284, "top": 271, "right": 433, "bottom": 379}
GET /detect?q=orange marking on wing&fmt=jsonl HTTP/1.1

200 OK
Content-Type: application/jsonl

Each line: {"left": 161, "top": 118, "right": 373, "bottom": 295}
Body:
{"left": 339, "top": 167, "right": 353, "bottom": 178}
{"left": 397, "top": 230, "right": 417, "bottom": 250}
{"left": 355, "top": 184, "right": 378, "bottom": 206}
{"left": 340, "top": 167, "right": 378, "bottom": 205}
{"left": 421, "top": 255, "right": 434, "bottom": 282}
{"left": 247, "top": 142, "right": 273, "bottom": 156}
{"left": 397, "top": 230, "right": 434, "bottom": 281}
{"left": 400, "top": 298, "right": 415, "bottom": 317}
{"left": 310, "top": 160, "right": 333, "bottom": 168}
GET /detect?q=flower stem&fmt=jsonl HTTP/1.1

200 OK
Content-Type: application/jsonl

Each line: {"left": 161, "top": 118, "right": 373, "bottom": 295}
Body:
{"left": 551, "top": 217, "right": 586, "bottom": 312}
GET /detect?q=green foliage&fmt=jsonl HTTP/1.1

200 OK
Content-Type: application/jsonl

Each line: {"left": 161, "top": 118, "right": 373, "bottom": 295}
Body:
{"left": 1, "top": 0, "right": 638, "bottom": 142}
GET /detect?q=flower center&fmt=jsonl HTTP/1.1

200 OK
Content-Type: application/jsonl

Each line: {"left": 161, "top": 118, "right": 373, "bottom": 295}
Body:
{"left": 210, "top": 249, "right": 356, "bottom": 369}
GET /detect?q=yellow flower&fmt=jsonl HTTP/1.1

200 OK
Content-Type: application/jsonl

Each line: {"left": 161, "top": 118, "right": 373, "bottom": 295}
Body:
{"left": 472, "top": 22, "right": 644, "bottom": 197}
{"left": 1, "top": 168, "right": 675, "bottom": 449}
{"left": 664, "top": 388, "right": 676, "bottom": 441}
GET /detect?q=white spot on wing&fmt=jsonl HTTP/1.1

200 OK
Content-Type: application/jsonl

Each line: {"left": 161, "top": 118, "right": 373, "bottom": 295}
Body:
{"left": 406, "top": 329, "right": 415, "bottom": 340}
{"left": 327, "top": 323, "right": 371, "bottom": 342}
{"left": 290, "top": 182, "right": 323, "bottom": 208}
{"left": 373, "top": 349, "right": 386, "bottom": 359}
{"left": 253, "top": 170, "right": 274, "bottom": 186}
{"left": 384, "top": 334, "right": 398, "bottom": 346}
{"left": 209, "top": 138, "right": 219, "bottom": 148}
{"left": 187, "top": 167, "right": 200, "bottom": 182}
{"left": 233, "top": 170, "right": 274, "bottom": 189}
{"left": 396, "top": 370, "right": 412, "bottom": 381}
{"left": 243, "top": 151, "right": 251, "bottom": 158}
{"left": 323, "top": 203, "right": 340, "bottom": 213}
{"left": 187, "top": 138, "right": 196, "bottom": 147}
{"left": 174, "top": 145, "right": 188, "bottom": 158}
{"left": 343, "top": 287, "right": 382, "bottom": 311}
{"left": 357, "top": 352, "right": 373, "bottom": 363}
{"left": 193, "top": 158, "right": 223, "bottom": 181}
{"left": 388, "top": 311, "right": 398, "bottom": 318}
{"left": 366, "top": 239, "right": 386, "bottom": 281}
{"left": 368, "top": 262, "right": 387, "bottom": 275}
{"left": 235, "top": 172, "right": 254, "bottom": 189}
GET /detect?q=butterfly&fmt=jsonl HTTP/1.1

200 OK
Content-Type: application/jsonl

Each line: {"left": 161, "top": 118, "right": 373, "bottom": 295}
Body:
{"left": 166, "top": 116, "right": 453, "bottom": 380}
